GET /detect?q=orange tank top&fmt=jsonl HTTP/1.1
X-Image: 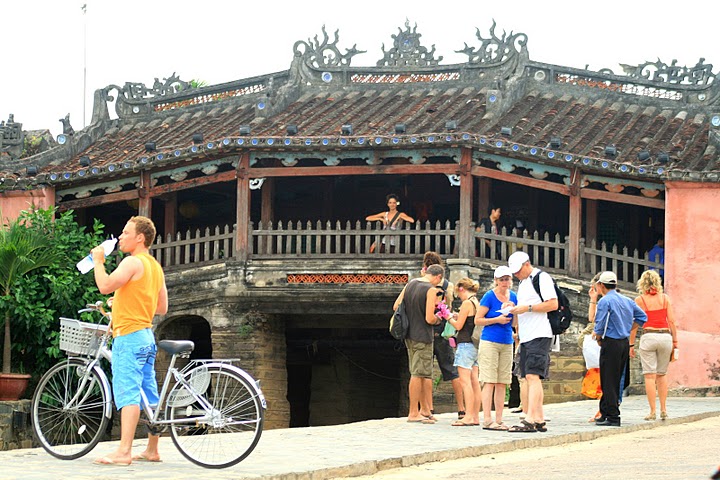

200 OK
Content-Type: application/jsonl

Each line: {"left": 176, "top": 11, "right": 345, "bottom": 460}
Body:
{"left": 112, "top": 252, "right": 164, "bottom": 337}
{"left": 640, "top": 294, "right": 669, "bottom": 329}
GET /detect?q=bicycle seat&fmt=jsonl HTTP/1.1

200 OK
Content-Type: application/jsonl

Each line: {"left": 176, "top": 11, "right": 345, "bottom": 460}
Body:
{"left": 158, "top": 340, "right": 195, "bottom": 355}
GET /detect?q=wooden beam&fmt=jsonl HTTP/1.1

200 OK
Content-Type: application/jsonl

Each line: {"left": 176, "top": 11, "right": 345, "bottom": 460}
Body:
{"left": 567, "top": 167, "right": 582, "bottom": 275}
{"left": 248, "top": 163, "right": 458, "bottom": 178}
{"left": 580, "top": 188, "right": 665, "bottom": 209}
{"left": 236, "top": 153, "right": 251, "bottom": 261}
{"left": 457, "top": 148, "right": 473, "bottom": 258}
{"left": 57, "top": 189, "right": 139, "bottom": 211}
{"left": 471, "top": 165, "right": 571, "bottom": 196}
{"left": 149, "top": 170, "right": 237, "bottom": 196}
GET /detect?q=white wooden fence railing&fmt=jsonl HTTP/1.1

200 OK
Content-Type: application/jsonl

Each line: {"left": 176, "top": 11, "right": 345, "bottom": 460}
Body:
{"left": 152, "top": 221, "right": 663, "bottom": 286}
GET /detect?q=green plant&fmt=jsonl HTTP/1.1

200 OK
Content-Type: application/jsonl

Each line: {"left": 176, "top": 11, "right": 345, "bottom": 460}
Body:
{"left": 0, "top": 207, "right": 112, "bottom": 382}
{"left": 0, "top": 213, "right": 60, "bottom": 374}
{"left": 20, "top": 135, "right": 44, "bottom": 158}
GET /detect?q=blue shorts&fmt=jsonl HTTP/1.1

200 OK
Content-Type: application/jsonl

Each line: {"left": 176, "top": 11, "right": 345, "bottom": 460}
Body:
{"left": 111, "top": 328, "right": 159, "bottom": 410}
{"left": 453, "top": 342, "right": 479, "bottom": 369}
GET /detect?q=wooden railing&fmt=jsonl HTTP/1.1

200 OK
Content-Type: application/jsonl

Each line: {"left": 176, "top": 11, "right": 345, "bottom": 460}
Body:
{"left": 153, "top": 221, "right": 663, "bottom": 286}
{"left": 250, "top": 220, "right": 456, "bottom": 258}
{"left": 581, "top": 239, "right": 663, "bottom": 285}
{"left": 154, "top": 224, "right": 235, "bottom": 268}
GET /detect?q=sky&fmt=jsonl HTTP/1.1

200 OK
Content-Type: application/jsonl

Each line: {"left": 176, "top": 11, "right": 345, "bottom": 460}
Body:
{"left": 2, "top": 0, "right": 718, "bottom": 138}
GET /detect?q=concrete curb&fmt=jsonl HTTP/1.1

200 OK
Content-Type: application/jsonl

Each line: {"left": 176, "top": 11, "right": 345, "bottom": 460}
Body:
{"left": 255, "top": 410, "right": 720, "bottom": 480}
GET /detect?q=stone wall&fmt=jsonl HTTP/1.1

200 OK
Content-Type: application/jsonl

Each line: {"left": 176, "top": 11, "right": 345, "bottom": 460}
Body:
{"left": 0, "top": 400, "right": 33, "bottom": 451}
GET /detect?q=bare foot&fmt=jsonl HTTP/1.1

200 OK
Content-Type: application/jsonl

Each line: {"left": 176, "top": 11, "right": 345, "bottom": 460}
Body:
{"left": 132, "top": 451, "right": 162, "bottom": 463}
{"left": 93, "top": 452, "right": 132, "bottom": 466}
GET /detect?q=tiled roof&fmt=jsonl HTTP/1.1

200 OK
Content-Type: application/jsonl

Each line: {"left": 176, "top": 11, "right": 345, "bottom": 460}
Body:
{"left": 4, "top": 24, "right": 720, "bottom": 190}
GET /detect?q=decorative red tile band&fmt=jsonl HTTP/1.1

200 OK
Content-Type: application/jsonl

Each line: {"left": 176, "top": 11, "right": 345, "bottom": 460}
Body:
{"left": 287, "top": 274, "right": 409, "bottom": 284}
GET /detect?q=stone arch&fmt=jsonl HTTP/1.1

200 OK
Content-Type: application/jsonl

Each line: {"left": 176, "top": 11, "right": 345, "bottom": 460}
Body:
{"left": 154, "top": 315, "right": 213, "bottom": 377}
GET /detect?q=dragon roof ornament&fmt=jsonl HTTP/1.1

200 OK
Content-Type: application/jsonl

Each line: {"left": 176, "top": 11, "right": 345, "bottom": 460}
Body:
{"left": 293, "top": 26, "right": 365, "bottom": 69}
{"left": 456, "top": 20, "right": 528, "bottom": 65}
{"left": 106, "top": 73, "right": 190, "bottom": 103}
{"left": 608, "top": 58, "right": 715, "bottom": 86}
{"left": 376, "top": 20, "right": 442, "bottom": 67}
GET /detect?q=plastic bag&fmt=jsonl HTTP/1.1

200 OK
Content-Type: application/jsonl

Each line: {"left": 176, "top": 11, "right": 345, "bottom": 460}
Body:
{"left": 441, "top": 320, "right": 456, "bottom": 340}
{"left": 582, "top": 334, "right": 600, "bottom": 369}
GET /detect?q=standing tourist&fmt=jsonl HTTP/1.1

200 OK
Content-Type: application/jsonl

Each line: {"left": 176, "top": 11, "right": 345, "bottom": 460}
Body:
{"left": 507, "top": 251, "right": 556, "bottom": 433}
{"left": 92, "top": 216, "right": 168, "bottom": 465}
{"left": 475, "top": 265, "right": 517, "bottom": 430}
{"left": 445, "top": 278, "right": 482, "bottom": 426}
{"left": 631, "top": 270, "right": 677, "bottom": 420}
{"left": 421, "top": 252, "right": 465, "bottom": 421}
{"left": 592, "top": 271, "right": 647, "bottom": 427}
{"left": 393, "top": 265, "right": 444, "bottom": 423}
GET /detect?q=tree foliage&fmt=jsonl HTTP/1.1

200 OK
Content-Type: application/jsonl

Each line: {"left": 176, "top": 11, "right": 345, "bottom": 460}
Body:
{"left": 0, "top": 207, "right": 116, "bottom": 386}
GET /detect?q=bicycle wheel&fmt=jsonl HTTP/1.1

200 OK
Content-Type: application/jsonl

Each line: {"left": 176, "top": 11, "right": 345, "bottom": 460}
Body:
{"left": 31, "top": 358, "right": 110, "bottom": 459}
{"left": 168, "top": 365, "right": 264, "bottom": 468}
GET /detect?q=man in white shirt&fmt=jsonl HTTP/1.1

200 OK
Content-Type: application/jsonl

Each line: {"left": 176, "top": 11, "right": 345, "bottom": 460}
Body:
{"left": 507, "top": 251, "right": 558, "bottom": 433}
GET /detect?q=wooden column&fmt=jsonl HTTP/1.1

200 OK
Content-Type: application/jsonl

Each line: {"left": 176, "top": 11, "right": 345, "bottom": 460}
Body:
{"left": 261, "top": 178, "right": 275, "bottom": 226}
{"left": 567, "top": 167, "right": 582, "bottom": 275}
{"left": 585, "top": 199, "right": 598, "bottom": 244}
{"left": 236, "top": 152, "right": 251, "bottom": 261}
{"left": 138, "top": 171, "right": 152, "bottom": 218}
{"left": 457, "top": 148, "right": 474, "bottom": 259}
{"left": 163, "top": 192, "right": 177, "bottom": 239}
{"left": 477, "top": 177, "right": 490, "bottom": 223}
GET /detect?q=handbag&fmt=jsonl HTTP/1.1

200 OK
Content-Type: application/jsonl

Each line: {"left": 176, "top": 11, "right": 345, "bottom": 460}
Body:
{"left": 370, "top": 211, "right": 400, "bottom": 253}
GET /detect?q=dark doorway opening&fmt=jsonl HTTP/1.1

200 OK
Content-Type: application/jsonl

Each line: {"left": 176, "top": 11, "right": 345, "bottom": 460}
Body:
{"left": 285, "top": 319, "right": 404, "bottom": 427}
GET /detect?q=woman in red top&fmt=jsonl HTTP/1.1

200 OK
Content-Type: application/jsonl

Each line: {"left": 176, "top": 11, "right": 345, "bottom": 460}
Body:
{"left": 630, "top": 270, "right": 678, "bottom": 421}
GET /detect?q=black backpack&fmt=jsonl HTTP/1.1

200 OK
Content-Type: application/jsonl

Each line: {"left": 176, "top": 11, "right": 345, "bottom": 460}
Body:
{"left": 531, "top": 270, "right": 573, "bottom": 335}
{"left": 389, "top": 300, "right": 409, "bottom": 340}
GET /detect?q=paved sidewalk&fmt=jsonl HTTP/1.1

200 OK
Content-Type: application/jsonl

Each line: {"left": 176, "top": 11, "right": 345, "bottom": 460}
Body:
{"left": 1, "top": 396, "right": 718, "bottom": 480}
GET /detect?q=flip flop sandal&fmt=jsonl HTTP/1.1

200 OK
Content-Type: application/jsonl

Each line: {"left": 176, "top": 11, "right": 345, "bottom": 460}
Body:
{"left": 508, "top": 420, "right": 537, "bottom": 433}
{"left": 534, "top": 421, "right": 547, "bottom": 432}
{"left": 451, "top": 420, "right": 474, "bottom": 426}
{"left": 483, "top": 422, "right": 509, "bottom": 431}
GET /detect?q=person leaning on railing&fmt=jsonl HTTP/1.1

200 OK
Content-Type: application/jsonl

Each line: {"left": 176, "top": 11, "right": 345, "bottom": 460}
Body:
{"left": 365, "top": 193, "right": 414, "bottom": 253}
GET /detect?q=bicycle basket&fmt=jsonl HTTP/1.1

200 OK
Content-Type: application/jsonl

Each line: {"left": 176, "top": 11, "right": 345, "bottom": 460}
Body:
{"left": 168, "top": 365, "right": 211, "bottom": 408}
{"left": 59, "top": 317, "right": 109, "bottom": 356}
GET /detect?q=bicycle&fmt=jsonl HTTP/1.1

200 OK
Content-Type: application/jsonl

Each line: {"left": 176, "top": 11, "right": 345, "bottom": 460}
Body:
{"left": 30, "top": 301, "right": 266, "bottom": 469}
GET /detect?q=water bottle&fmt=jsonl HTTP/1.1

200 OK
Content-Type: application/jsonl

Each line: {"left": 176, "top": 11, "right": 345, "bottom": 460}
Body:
{"left": 76, "top": 236, "right": 117, "bottom": 274}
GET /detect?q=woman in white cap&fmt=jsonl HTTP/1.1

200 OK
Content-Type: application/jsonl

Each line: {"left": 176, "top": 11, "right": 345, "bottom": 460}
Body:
{"left": 474, "top": 265, "right": 517, "bottom": 430}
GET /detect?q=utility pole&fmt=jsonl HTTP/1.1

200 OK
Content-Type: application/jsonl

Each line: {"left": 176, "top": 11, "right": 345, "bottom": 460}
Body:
{"left": 82, "top": 3, "right": 87, "bottom": 128}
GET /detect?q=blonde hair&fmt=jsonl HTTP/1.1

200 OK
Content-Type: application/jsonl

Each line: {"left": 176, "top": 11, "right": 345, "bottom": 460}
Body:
{"left": 456, "top": 277, "right": 479, "bottom": 294}
{"left": 636, "top": 270, "right": 663, "bottom": 295}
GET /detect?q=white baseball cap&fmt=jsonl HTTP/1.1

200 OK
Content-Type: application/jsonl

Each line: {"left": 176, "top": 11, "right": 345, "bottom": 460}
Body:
{"left": 598, "top": 271, "right": 617, "bottom": 284}
{"left": 508, "top": 251, "right": 530, "bottom": 274}
{"left": 494, "top": 265, "right": 513, "bottom": 278}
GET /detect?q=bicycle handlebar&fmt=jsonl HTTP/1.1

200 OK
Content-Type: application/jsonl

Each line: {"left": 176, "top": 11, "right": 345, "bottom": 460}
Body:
{"left": 78, "top": 301, "right": 111, "bottom": 321}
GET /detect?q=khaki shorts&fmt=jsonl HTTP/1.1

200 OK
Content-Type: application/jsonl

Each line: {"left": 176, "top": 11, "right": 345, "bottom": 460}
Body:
{"left": 478, "top": 340, "right": 513, "bottom": 384}
{"left": 639, "top": 332, "right": 673, "bottom": 375}
{"left": 405, "top": 339, "right": 433, "bottom": 378}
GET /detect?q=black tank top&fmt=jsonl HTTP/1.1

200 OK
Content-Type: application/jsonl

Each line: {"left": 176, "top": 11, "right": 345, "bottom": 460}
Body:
{"left": 456, "top": 296, "right": 477, "bottom": 344}
{"left": 404, "top": 279, "right": 434, "bottom": 343}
